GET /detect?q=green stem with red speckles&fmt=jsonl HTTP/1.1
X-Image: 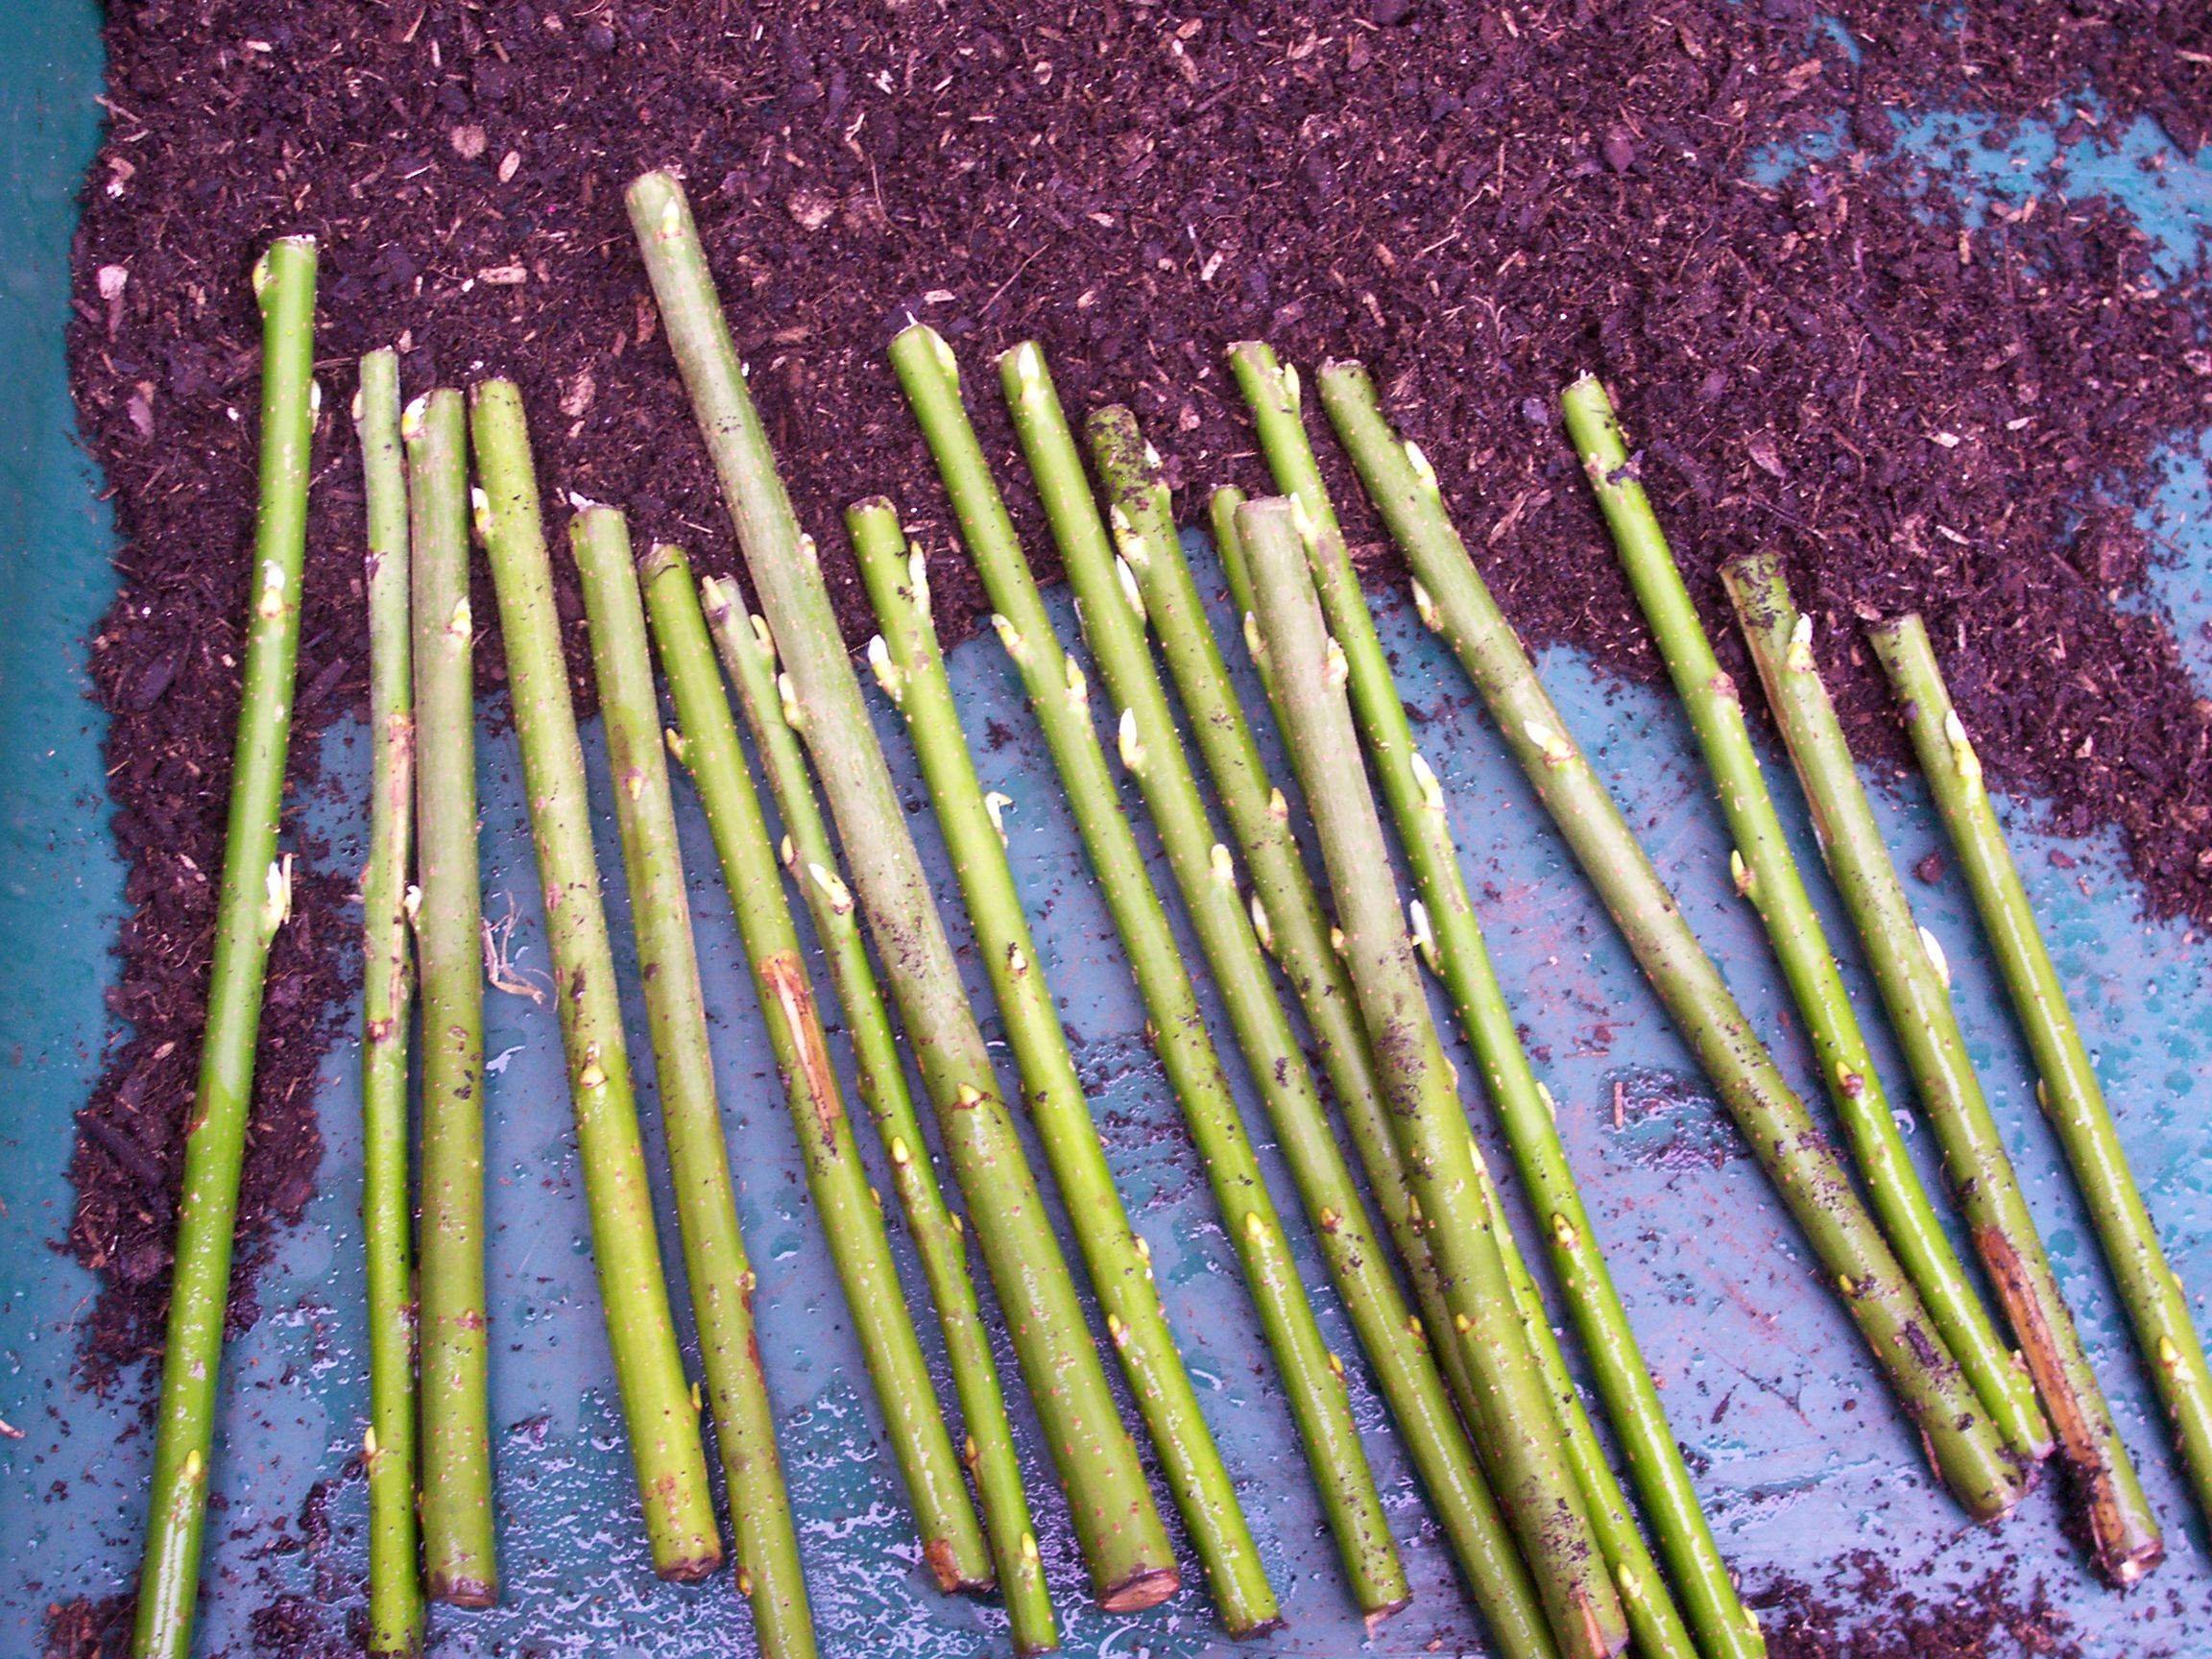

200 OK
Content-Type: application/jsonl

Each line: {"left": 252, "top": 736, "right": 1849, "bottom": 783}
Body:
{"left": 625, "top": 165, "right": 1166, "bottom": 1626}
{"left": 133, "top": 234, "right": 319, "bottom": 1659}
{"left": 695, "top": 573, "right": 1053, "bottom": 1652}
{"left": 574, "top": 512, "right": 818, "bottom": 1657}
{"left": 354, "top": 346, "right": 424, "bottom": 1657}
{"left": 638, "top": 539, "right": 989, "bottom": 1623}
{"left": 857, "top": 334, "right": 1269, "bottom": 1628}
{"left": 1092, "top": 424, "right": 1558, "bottom": 1659}
{"left": 405, "top": 382, "right": 496, "bottom": 1609}
{"left": 1723, "top": 554, "right": 2159, "bottom": 1586}
{"left": 1871, "top": 610, "right": 2212, "bottom": 1554}
{"left": 1315, "top": 358, "right": 2031, "bottom": 1529}
{"left": 1237, "top": 493, "right": 1625, "bottom": 1659}
{"left": 1561, "top": 373, "right": 2053, "bottom": 1477}
{"left": 1237, "top": 341, "right": 1740, "bottom": 1659}
{"left": 469, "top": 379, "right": 720, "bottom": 1582}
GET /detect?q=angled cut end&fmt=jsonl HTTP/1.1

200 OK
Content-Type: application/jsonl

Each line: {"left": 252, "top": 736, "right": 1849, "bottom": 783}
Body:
{"left": 1098, "top": 1563, "right": 1180, "bottom": 1614}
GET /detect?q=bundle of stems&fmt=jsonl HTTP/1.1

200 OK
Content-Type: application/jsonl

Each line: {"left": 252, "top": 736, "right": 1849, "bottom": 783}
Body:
{"left": 404, "top": 383, "right": 496, "bottom": 1605}
{"left": 574, "top": 511, "right": 818, "bottom": 1656}
{"left": 1230, "top": 343, "right": 1742, "bottom": 1659}
{"left": 1315, "top": 359, "right": 2032, "bottom": 1523}
{"left": 353, "top": 347, "right": 424, "bottom": 1656}
{"left": 1724, "top": 554, "right": 2160, "bottom": 1584}
{"left": 468, "top": 380, "right": 720, "bottom": 1580}
{"left": 1232, "top": 492, "right": 1626, "bottom": 1659}
{"left": 133, "top": 233, "right": 319, "bottom": 1659}
{"left": 638, "top": 542, "right": 995, "bottom": 1614}
{"left": 1089, "top": 417, "right": 1557, "bottom": 1659}
{"left": 625, "top": 166, "right": 1175, "bottom": 1621}
{"left": 899, "top": 336, "right": 1403, "bottom": 1623}
{"left": 1203, "top": 491, "right": 1681, "bottom": 1659}
{"left": 1559, "top": 374, "right": 2053, "bottom": 1474}
{"left": 884, "top": 323, "right": 1276, "bottom": 1633}
{"left": 1870, "top": 613, "right": 2212, "bottom": 1540}
{"left": 696, "top": 575, "right": 1052, "bottom": 1650}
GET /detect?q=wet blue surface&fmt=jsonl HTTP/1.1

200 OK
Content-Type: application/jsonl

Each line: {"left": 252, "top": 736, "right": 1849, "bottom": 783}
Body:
{"left": 5, "top": 6, "right": 2212, "bottom": 1656}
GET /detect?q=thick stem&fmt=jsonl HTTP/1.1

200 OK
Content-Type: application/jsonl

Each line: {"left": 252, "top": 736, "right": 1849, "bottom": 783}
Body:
{"left": 1561, "top": 374, "right": 2052, "bottom": 1471}
{"left": 354, "top": 347, "right": 424, "bottom": 1658}
{"left": 1314, "top": 360, "right": 2031, "bottom": 1523}
{"left": 856, "top": 346, "right": 1276, "bottom": 1632}
{"left": 624, "top": 166, "right": 1171, "bottom": 1621}
{"left": 468, "top": 380, "right": 720, "bottom": 1581}
{"left": 1238, "top": 495, "right": 1626, "bottom": 1659}
{"left": 575, "top": 514, "right": 819, "bottom": 1656}
{"left": 992, "top": 340, "right": 1419, "bottom": 1619}
{"left": 1725, "top": 557, "right": 2161, "bottom": 1584}
{"left": 133, "top": 234, "right": 318, "bottom": 1659}
{"left": 637, "top": 541, "right": 987, "bottom": 1611}
{"left": 698, "top": 578, "right": 1055, "bottom": 1653}
{"left": 1871, "top": 613, "right": 2212, "bottom": 1550}
{"left": 1237, "top": 343, "right": 1746, "bottom": 1659}
{"left": 404, "top": 385, "right": 496, "bottom": 1606}
{"left": 1093, "top": 424, "right": 1559, "bottom": 1659}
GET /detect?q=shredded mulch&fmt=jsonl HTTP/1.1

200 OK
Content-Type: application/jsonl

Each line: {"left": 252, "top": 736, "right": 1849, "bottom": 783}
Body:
{"left": 1753, "top": 1549, "right": 2086, "bottom": 1659}
{"left": 56, "top": 0, "right": 2211, "bottom": 1636}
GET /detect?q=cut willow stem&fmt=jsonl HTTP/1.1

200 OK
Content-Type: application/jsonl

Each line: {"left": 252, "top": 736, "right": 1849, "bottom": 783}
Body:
{"left": 1094, "top": 426, "right": 1559, "bottom": 1659}
{"left": 1006, "top": 341, "right": 1421, "bottom": 1618}
{"left": 404, "top": 384, "right": 495, "bottom": 1606}
{"left": 888, "top": 327, "right": 1272, "bottom": 1630}
{"left": 1725, "top": 556, "right": 2161, "bottom": 1585}
{"left": 865, "top": 334, "right": 1277, "bottom": 1631}
{"left": 637, "top": 542, "right": 990, "bottom": 1608}
{"left": 1008, "top": 344, "right": 1568, "bottom": 1636}
{"left": 575, "top": 514, "right": 818, "bottom": 1656}
{"left": 1232, "top": 341, "right": 1748, "bottom": 1659}
{"left": 624, "top": 166, "right": 1173, "bottom": 1619}
{"left": 1871, "top": 613, "right": 2212, "bottom": 1547}
{"left": 133, "top": 234, "right": 318, "bottom": 1659}
{"left": 1315, "top": 360, "right": 2032, "bottom": 1526}
{"left": 1560, "top": 373, "right": 2052, "bottom": 1472}
{"left": 1237, "top": 494, "right": 1625, "bottom": 1659}
{"left": 1476, "top": 1163, "right": 1696, "bottom": 1659}
{"left": 697, "top": 578, "right": 1054, "bottom": 1653}
{"left": 469, "top": 380, "right": 720, "bottom": 1581}
{"left": 354, "top": 348, "right": 424, "bottom": 1658}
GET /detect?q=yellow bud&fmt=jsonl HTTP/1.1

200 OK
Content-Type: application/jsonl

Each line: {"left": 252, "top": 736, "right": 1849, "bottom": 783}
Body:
{"left": 1784, "top": 613, "right": 1815, "bottom": 674}
{"left": 867, "top": 635, "right": 903, "bottom": 704}
{"left": 1407, "top": 1313, "right": 1424, "bottom": 1338}
{"left": 1267, "top": 787, "right": 1289, "bottom": 822}
{"left": 1242, "top": 611, "right": 1267, "bottom": 665}
{"left": 1063, "top": 656, "right": 1089, "bottom": 709}
{"left": 890, "top": 1136, "right": 912, "bottom": 1166}
{"left": 748, "top": 611, "right": 777, "bottom": 663}
{"left": 1243, "top": 1211, "right": 1267, "bottom": 1243}
{"left": 1410, "top": 749, "right": 1446, "bottom": 813}
{"left": 1323, "top": 637, "right": 1350, "bottom": 690}
{"left": 1250, "top": 892, "right": 1275, "bottom": 954}
{"left": 1116, "top": 556, "right": 1148, "bottom": 624}
{"left": 1453, "top": 1311, "right": 1473, "bottom": 1334}
{"left": 1405, "top": 439, "right": 1437, "bottom": 493}
{"left": 1731, "top": 848, "right": 1754, "bottom": 898}
{"left": 806, "top": 863, "right": 854, "bottom": 915}
{"left": 1943, "top": 708, "right": 1984, "bottom": 793}
{"left": 1537, "top": 1081, "right": 1557, "bottom": 1120}
{"left": 991, "top": 613, "right": 1026, "bottom": 660}
{"left": 1918, "top": 925, "right": 1951, "bottom": 990}
{"left": 1411, "top": 579, "right": 1441, "bottom": 633}
{"left": 1551, "top": 1213, "right": 1579, "bottom": 1252}
{"left": 1210, "top": 843, "right": 1236, "bottom": 887}
{"left": 1021, "top": 1530, "right": 1041, "bottom": 1563}
{"left": 1524, "top": 719, "right": 1573, "bottom": 766}
{"left": 1117, "top": 707, "right": 1144, "bottom": 771}
{"left": 1327, "top": 1351, "right": 1345, "bottom": 1380}
{"left": 1408, "top": 899, "right": 1437, "bottom": 972}
{"left": 776, "top": 671, "right": 805, "bottom": 732}
{"left": 364, "top": 1425, "right": 380, "bottom": 1458}
{"left": 984, "top": 791, "right": 1013, "bottom": 847}
{"left": 1281, "top": 361, "right": 1301, "bottom": 409}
